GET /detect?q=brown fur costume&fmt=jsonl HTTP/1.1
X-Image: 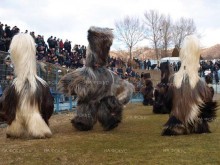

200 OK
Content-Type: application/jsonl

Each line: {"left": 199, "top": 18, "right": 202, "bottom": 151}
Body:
{"left": 141, "top": 73, "right": 154, "bottom": 106}
{"left": 205, "top": 74, "right": 214, "bottom": 98}
{"left": 58, "top": 27, "right": 134, "bottom": 131}
{"left": 153, "top": 61, "right": 172, "bottom": 114}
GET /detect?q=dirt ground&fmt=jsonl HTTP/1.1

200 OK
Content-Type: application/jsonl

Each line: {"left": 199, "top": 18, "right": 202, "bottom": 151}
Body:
{"left": 0, "top": 110, "right": 75, "bottom": 136}
{"left": 0, "top": 104, "right": 219, "bottom": 165}
{"left": 213, "top": 93, "right": 220, "bottom": 100}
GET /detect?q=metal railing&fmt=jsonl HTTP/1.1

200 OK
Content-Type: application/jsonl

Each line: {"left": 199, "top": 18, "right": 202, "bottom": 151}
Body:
{"left": 1, "top": 51, "right": 219, "bottom": 112}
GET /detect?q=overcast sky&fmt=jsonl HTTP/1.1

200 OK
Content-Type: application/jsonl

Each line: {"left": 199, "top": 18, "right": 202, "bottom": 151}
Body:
{"left": 0, "top": 0, "right": 220, "bottom": 49}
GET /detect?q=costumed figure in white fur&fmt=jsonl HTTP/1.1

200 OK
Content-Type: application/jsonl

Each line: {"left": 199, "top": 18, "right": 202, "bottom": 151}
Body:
{"left": 0, "top": 33, "right": 54, "bottom": 138}
{"left": 58, "top": 26, "right": 134, "bottom": 131}
{"left": 162, "top": 35, "right": 217, "bottom": 135}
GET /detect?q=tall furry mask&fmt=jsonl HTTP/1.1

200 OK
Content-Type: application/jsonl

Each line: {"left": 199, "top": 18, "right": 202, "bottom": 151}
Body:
{"left": 86, "top": 26, "right": 114, "bottom": 67}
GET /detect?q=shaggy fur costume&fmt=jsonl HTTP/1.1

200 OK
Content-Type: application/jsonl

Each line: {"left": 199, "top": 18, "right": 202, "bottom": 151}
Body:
{"left": 141, "top": 73, "right": 154, "bottom": 106}
{"left": 205, "top": 74, "right": 214, "bottom": 98}
{"left": 153, "top": 62, "right": 172, "bottom": 114}
{"left": 58, "top": 26, "right": 134, "bottom": 131}
{"left": 162, "top": 35, "right": 217, "bottom": 135}
{"left": 0, "top": 33, "right": 54, "bottom": 138}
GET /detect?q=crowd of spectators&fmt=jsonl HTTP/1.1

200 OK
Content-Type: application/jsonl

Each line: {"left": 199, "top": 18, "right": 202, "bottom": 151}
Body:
{"left": 35, "top": 35, "right": 86, "bottom": 69}
{"left": 0, "top": 21, "right": 87, "bottom": 69}
{"left": 0, "top": 22, "right": 20, "bottom": 52}
{"left": 200, "top": 60, "right": 220, "bottom": 84}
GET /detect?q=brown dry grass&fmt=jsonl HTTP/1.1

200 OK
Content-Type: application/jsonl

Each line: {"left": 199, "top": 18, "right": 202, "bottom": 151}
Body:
{"left": 0, "top": 103, "right": 219, "bottom": 165}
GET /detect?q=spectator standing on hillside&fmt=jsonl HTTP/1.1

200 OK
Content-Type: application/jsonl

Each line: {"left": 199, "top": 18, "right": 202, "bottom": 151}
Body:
{"left": 117, "top": 67, "right": 123, "bottom": 78}
{"left": 11, "top": 26, "right": 20, "bottom": 37}
{"left": 36, "top": 35, "right": 48, "bottom": 60}
{"left": 213, "top": 64, "right": 219, "bottom": 84}
{"left": 47, "top": 36, "right": 53, "bottom": 48}
{"left": 5, "top": 25, "right": 12, "bottom": 38}
{"left": 0, "top": 23, "right": 4, "bottom": 38}
{"left": 59, "top": 39, "right": 64, "bottom": 51}
{"left": 51, "top": 37, "right": 57, "bottom": 49}
{"left": 80, "top": 45, "right": 86, "bottom": 58}
{"left": 144, "top": 60, "right": 147, "bottom": 69}
{"left": 147, "top": 59, "right": 151, "bottom": 70}
{"left": 177, "top": 61, "right": 181, "bottom": 71}
{"left": 139, "top": 60, "right": 144, "bottom": 69}
{"left": 30, "top": 31, "right": 36, "bottom": 40}
{"left": 4, "top": 25, "right": 12, "bottom": 51}
{"left": 0, "top": 24, "right": 6, "bottom": 51}
{"left": 64, "top": 40, "right": 71, "bottom": 53}
{"left": 173, "top": 62, "right": 178, "bottom": 71}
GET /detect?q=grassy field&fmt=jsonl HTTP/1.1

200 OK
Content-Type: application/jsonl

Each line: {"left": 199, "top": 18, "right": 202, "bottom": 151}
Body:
{"left": 0, "top": 103, "right": 219, "bottom": 165}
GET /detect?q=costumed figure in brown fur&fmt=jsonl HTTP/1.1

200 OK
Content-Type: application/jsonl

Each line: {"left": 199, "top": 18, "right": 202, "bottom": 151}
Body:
{"left": 58, "top": 26, "right": 134, "bottom": 131}
{"left": 162, "top": 35, "right": 217, "bottom": 135}
{"left": 0, "top": 33, "right": 54, "bottom": 138}
{"left": 141, "top": 73, "right": 154, "bottom": 106}
{"left": 204, "top": 70, "right": 214, "bottom": 98}
{"left": 153, "top": 61, "right": 173, "bottom": 114}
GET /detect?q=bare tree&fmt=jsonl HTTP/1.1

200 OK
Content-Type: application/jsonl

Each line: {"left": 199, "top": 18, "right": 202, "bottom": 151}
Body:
{"left": 114, "top": 16, "right": 145, "bottom": 59}
{"left": 172, "top": 17, "right": 197, "bottom": 48}
{"left": 160, "top": 15, "right": 172, "bottom": 57}
{"left": 143, "top": 10, "right": 164, "bottom": 61}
